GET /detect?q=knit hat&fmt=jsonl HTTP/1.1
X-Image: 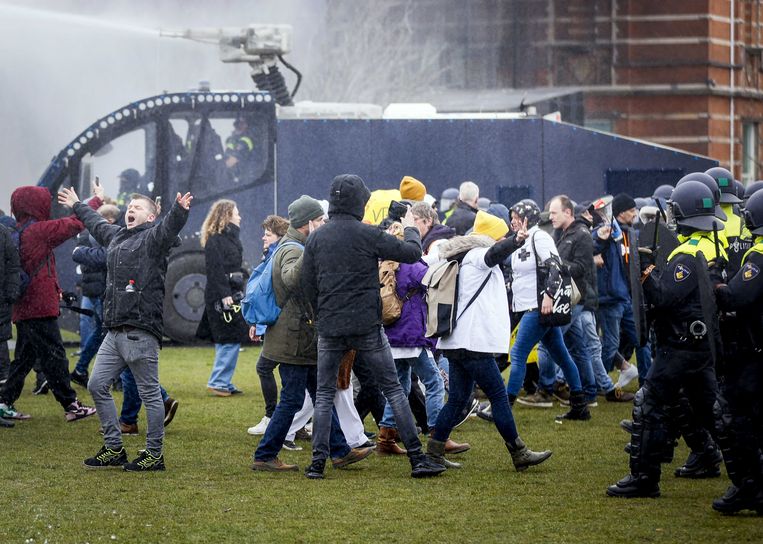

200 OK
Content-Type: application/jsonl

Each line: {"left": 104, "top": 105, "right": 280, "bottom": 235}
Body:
{"left": 399, "top": 176, "right": 426, "bottom": 202}
{"left": 288, "top": 195, "right": 325, "bottom": 228}
{"left": 612, "top": 193, "right": 637, "bottom": 218}
{"left": 471, "top": 210, "right": 509, "bottom": 241}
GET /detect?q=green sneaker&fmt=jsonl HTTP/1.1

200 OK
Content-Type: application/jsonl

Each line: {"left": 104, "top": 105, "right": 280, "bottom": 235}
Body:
{"left": 0, "top": 403, "right": 31, "bottom": 420}
{"left": 123, "top": 450, "right": 165, "bottom": 472}
{"left": 83, "top": 446, "right": 128, "bottom": 469}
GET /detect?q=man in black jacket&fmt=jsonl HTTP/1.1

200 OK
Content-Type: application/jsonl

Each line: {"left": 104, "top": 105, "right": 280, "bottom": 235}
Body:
{"left": 0, "top": 222, "right": 19, "bottom": 428}
{"left": 58, "top": 184, "right": 191, "bottom": 472}
{"left": 302, "top": 174, "right": 445, "bottom": 480}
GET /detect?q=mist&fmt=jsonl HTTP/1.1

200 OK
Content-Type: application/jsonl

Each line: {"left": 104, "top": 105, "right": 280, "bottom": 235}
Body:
{"left": 0, "top": 0, "right": 326, "bottom": 212}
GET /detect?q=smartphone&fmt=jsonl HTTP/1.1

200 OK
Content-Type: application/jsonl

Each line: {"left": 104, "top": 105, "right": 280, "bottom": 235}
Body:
{"left": 155, "top": 196, "right": 162, "bottom": 209}
{"left": 388, "top": 200, "right": 410, "bottom": 221}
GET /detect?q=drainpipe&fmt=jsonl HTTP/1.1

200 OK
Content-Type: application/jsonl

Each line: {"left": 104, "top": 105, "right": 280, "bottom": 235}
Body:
{"left": 730, "top": 0, "right": 735, "bottom": 171}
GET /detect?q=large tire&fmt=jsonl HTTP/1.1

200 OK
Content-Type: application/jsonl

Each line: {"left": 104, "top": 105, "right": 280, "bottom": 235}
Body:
{"left": 163, "top": 252, "right": 207, "bottom": 344}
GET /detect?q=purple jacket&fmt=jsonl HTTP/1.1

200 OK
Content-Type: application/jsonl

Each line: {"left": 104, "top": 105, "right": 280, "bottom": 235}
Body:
{"left": 384, "top": 260, "right": 436, "bottom": 349}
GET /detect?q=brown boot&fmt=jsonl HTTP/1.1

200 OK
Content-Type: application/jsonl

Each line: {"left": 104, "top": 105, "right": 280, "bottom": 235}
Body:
{"left": 430, "top": 431, "right": 471, "bottom": 454}
{"left": 376, "top": 427, "right": 407, "bottom": 455}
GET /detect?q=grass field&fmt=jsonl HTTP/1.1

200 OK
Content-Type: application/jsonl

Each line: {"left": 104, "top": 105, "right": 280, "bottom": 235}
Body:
{"left": 1, "top": 345, "right": 761, "bottom": 543}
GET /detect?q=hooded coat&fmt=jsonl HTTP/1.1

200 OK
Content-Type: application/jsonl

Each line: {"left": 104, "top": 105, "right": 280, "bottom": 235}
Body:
{"left": 10, "top": 186, "right": 94, "bottom": 322}
{"left": 302, "top": 174, "right": 423, "bottom": 337}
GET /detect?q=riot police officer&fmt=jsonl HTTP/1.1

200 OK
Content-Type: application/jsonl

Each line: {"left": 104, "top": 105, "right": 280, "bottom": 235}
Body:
{"left": 607, "top": 180, "right": 725, "bottom": 498}
{"left": 711, "top": 189, "right": 763, "bottom": 514}
{"left": 224, "top": 114, "right": 257, "bottom": 183}
{"left": 705, "top": 167, "right": 751, "bottom": 276}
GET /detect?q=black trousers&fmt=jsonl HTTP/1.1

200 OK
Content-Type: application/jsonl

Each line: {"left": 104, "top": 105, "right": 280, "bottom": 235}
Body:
{"left": 0, "top": 318, "right": 76, "bottom": 409}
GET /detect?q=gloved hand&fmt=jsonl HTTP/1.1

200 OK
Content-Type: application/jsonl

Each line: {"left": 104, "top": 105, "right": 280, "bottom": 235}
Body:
{"left": 708, "top": 259, "right": 726, "bottom": 285}
{"left": 638, "top": 248, "right": 656, "bottom": 271}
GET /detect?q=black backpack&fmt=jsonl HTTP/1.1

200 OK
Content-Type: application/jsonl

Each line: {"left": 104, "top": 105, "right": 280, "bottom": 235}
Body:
{"left": 9, "top": 221, "right": 50, "bottom": 299}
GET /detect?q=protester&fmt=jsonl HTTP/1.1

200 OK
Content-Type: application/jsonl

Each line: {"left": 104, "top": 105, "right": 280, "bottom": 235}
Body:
{"left": 302, "top": 174, "right": 445, "bottom": 479}
{"left": 58, "top": 183, "right": 192, "bottom": 471}
{"left": 444, "top": 181, "right": 480, "bottom": 235}
{"left": 197, "top": 199, "right": 249, "bottom": 397}
{"left": 252, "top": 194, "right": 373, "bottom": 473}
{"left": 0, "top": 220, "right": 19, "bottom": 428}
{"left": 0, "top": 186, "right": 97, "bottom": 423}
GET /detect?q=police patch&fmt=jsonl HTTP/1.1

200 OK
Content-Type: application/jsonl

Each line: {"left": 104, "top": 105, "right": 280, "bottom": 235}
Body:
{"left": 742, "top": 262, "right": 760, "bottom": 282}
{"left": 674, "top": 263, "right": 691, "bottom": 282}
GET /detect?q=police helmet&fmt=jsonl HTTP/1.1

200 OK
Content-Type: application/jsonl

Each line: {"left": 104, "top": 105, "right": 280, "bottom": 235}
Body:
{"left": 675, "top": 172, "right": 727, "bottom": 221}
{"left": 477, "top": 197, "right": 491, "bottom": 211}
{"left": 744, "top": 180, "right": 763, "bottom": 201}
{"left": 704, "top": 167, "right": 742, "bottom": 204}
{"left": 511, "top": 200, "right": 542, "bottom": 228}
{"left": 669, "top": 180, "right": 725, "bottom": 231}
{"left": 733, "top": 180, "right": 746, "bottom": 201}
{"left": 652, "top": 184, "right": 674, "bottom": 202}
{"left": 744, "top": 190, "right": 763, "bottom": 235}
{"left": 441, "top": 188, "right": 458, "bottom": 200}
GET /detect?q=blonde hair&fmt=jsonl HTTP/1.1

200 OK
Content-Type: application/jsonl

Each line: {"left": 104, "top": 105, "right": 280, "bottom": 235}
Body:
{"left": 200, "top": 199, "right": 237, "bottom": 247}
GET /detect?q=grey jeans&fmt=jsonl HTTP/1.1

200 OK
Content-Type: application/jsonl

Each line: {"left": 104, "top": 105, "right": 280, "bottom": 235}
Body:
{"left": 312, "top": 326, "right": 422, "bottom": 462}
{"left": 88, "top": 328, "right": 163, "bottom": 456}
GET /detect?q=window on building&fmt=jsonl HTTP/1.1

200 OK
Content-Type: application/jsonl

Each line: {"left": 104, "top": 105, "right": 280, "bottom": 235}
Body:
{"left": 742, "top": 122, "right": 759, "bottom": 183}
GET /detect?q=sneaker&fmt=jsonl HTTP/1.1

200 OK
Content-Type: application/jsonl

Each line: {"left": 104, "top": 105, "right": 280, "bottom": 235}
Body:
{"left": 247, "top": 416, "right": 271, "bottom": 436}
{"left": 64, "top": 400, "right": 97, "bottom": 422}
{"left": 207, "top": 386, "right": 231, "bottom": 397}
{"left": 332, "top": 446, "right": 375, "bottom": 469}
{"left": 70, "top": 370, "right": 89, "bottom": 388}
{"left": 616, "top": 363, "right": 639, "bottom": 389}
{"left": 252, "top": 457, "right": 299, "bottom": 472}
{"left": 305, "top": 459, "right": 326, "bottom": 479}
{"left": 295, "top": 427, "right": 312, "bottom": 441}
{"left": 476, "top": 402, "right": 494, "bottom": 422}
{"left": 282, "top": 440, "right": 303, "bottom": 452}
{"left": 0, "top": 403, "right": 31, "bottom": 420}
{"left": 516, "top": 390, "right": 554, "bottom": 408}
{"left": 123, "top": 450, "right": 165, "bottom": 472}
{"left": 163, "top": 397, "right": 179, "bottom": 427}
{"left": 83, "top": 446, "right": 128, "bottom": 469}
{"left": 0, "top": 416, "right": 14, "bottom": 428}
{"left": 605, "top": 387, "right": 635, "bottom": 403}
{"left": 32, "top": 380, "right": 49, "bottom": 395}
{"left": 228, "top": 387, "right": 244, "bottom": 395}
{"left": 552, "top": 382, "right": 570, "bottom": 402}
{"left": 453, "top": 398, "right": 480, "bottom": 428}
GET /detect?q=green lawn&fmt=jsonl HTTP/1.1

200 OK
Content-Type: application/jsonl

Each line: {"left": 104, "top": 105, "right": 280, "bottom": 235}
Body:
{"left": 1, "top": 345, "right": 760, "bottom": 543}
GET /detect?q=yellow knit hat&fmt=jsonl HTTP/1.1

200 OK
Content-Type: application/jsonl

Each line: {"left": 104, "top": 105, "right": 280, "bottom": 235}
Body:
{"left": 399, "top": 176, "right": 426, "bottom": 202}
{"left": 472, "top": 210, "right": 509, "bottom": 241}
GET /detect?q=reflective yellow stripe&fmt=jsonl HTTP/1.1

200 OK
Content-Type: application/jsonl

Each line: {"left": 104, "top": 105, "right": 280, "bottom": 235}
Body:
{"left": 668, "top": 232, "right": 728, "bottom": 262}
{"left": 742, "top": 238, "right": 763, "bottom": 264}
{"left": 240, "top": 136, "right": 254, "bottom": 151}
{"left": 721, "top": 204, "right": 743, "bottom": 238}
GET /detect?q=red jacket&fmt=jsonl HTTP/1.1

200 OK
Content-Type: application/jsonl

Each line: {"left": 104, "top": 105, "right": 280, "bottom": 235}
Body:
{"left": 10, "top": 187, "right": 99, "bottom": 322}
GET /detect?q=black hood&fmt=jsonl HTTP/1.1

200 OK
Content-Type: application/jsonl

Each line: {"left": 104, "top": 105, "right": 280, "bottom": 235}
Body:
{"left": 328, "top": 174, "right": 371, "bottom": 221}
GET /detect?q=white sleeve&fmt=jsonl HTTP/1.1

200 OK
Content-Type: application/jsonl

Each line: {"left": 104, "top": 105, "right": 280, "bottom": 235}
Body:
{"left": 533, "top": 231, "right": 558, "bottom": 262}
{"left": 465, "top": 247, "right": 490, "bottom": 270}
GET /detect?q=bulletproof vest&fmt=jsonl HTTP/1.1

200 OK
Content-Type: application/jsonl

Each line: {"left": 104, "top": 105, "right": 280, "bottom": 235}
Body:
{"left": 722, "top": 204, "right": 753, "bottom": 276}
{"left": 669, "top": 232, "right": 728, "bottom": 263}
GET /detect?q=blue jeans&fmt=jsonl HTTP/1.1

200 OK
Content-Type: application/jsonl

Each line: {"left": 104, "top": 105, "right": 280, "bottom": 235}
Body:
{"left": 538, "top": 306, "right": 597, "bottom": 401}
{"left": 507, "top": 311, "right": 582, "bottom": 398}
{"left": 597, "top": 301, "right": 652, "bottom": 382}
{"left": 208, "top": 343, "right": 241, "bottom": 391}
{"left": 380, "top": 349, "right": 445, "bottom": 430}
{"left": 433, "top": 352, "right": 518, "bottom": 444}
{"left": 79, "top": 296, "right": 96, "bottom": 351}
{"left": 313, "top": 327, "right": 421, "bottom": 462}
{"left": 255, "top": 363, "right": 350, "bottom": 462}
{"left": 75, "top": 298, "right": 104, "bottom": 375}
{"left": 576, "top": 308, "right": 615, "bottom": 393}
{"left": 120, "top": 367, "right": 169, "bottom": 425}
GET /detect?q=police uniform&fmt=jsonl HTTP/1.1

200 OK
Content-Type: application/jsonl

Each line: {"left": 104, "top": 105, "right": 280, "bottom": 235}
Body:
{"left": 607, "top": 180, "right": 725, "bottom": 498}
{"left": 224, "top": 129, "right": 256, "bottom": 183}
{"left": 711, "top": 197, "right": 763, "bottom": 513}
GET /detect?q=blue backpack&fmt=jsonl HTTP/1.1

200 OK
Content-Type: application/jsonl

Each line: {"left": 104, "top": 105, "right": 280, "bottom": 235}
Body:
{"left": 242, "top": 241, "right": 304, "bottom": 326}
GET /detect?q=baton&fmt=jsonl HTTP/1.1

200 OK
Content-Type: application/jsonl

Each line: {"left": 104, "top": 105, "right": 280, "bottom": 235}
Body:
{"left": 60, "top": 304, "right": 95, "bottom": 317}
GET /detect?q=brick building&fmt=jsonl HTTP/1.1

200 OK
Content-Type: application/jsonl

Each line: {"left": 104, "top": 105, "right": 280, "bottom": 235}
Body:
{"left": 361, "top": 0, "right": 763, "bottom": 183}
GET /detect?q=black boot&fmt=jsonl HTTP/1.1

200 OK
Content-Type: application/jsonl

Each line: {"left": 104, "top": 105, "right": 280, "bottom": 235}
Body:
{"left": 409, "top": 452, "right": 446, "bottom": 478}
{"left": 304, "top": 459, "right": 325, "bottom": 480}
{"left": 426, "top": 438, "right": 461, "bottom": 469}
{"left": 556, "top": 391, "right": 591, "bottom": 421}
{"left": 674, "top": 445, "right": 723, "bottom": 479}
{"left": 712, "top": 480, "right": 763, "bottom": 514}
{"left": 606, "top": 474, "right": 660, "bottom": 498}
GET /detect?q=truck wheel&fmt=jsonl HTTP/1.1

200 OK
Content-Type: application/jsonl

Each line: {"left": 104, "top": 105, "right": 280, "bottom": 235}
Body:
{"left": 163, "top": 252, "right": 207, "bottom": 344}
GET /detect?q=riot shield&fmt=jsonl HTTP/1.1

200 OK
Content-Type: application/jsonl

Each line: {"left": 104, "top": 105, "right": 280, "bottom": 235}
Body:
{"left": 639, "top": 220, "right": 680, "bottom": 272}
{"left": 628, "top": 230, "right": 648, "bottom": 346}
{"left": 694, "top": 252, "right": 719, "bottom": 366}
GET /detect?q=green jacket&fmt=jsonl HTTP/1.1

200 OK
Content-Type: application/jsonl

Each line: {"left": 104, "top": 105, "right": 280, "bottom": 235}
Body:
{"left": 261, "top": 227, "right": 317, "bottom": 365}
